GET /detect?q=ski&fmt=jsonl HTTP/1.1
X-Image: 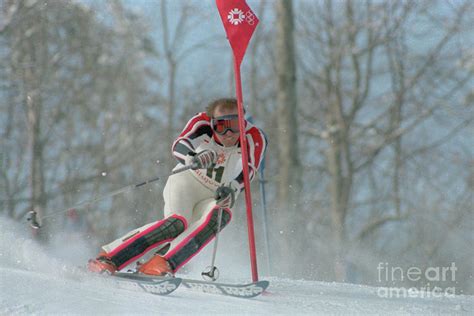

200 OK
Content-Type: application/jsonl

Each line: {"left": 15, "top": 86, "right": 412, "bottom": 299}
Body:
{"left": 114, "top": 272, "right": 269, "bottom": 298}
{"left": 110, "top": 272, "right": 181, "bottom": 296}
{"left": 181, "top": 278, "right": 269, "bottom": 298}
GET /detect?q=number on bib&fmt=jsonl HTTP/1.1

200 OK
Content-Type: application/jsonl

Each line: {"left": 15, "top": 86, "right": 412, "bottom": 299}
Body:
{"left": 206, "top": 166, "right": 225, "bottom": 183}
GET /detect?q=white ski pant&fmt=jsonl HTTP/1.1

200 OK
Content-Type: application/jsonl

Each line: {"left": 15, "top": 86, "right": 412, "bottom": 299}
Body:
{"left": 163, "top": 168, "right": 217, "bottom": 223}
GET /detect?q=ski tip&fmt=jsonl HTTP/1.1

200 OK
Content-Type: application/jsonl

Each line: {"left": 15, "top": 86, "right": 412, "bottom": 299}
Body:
{"left": 257, "top": 280, "right": 270, "bottom": 290}
{"left": 172, "top": 277, "right": 183, "bottom": 286}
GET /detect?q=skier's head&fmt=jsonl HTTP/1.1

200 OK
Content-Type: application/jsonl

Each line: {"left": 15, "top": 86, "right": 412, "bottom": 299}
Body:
{"left": 207, "top": 98, "right": 241, "bottom": 147}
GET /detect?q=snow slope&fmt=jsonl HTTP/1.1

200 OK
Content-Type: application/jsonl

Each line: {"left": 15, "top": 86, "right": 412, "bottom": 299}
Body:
{"left": 2, "top": 267, "right": 473, "bottom": 315}
{"left": 1, "top": 218, "right": 472, "bottom": 315}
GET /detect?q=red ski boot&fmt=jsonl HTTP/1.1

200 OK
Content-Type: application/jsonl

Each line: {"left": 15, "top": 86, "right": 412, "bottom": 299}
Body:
{"left": 138, "top": 255, "right": 173, "bottom": 276}
{"left": 87, "top": 252, "right": 117, "bottom": 274}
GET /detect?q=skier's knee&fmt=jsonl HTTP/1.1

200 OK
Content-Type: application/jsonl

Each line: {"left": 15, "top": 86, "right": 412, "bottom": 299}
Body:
{"left": 109, "top": 214, "right": 187, "bottom": 269}
{"left": 163, "top": 214, "right": 187, "bottom": 237}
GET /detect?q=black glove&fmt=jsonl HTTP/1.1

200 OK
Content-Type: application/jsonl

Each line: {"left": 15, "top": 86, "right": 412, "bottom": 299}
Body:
{"left": 215, "top": 183, "right": 238, "bottom": 209}
{"left": 189, "top": 150, "right": 217, "bottom": 170}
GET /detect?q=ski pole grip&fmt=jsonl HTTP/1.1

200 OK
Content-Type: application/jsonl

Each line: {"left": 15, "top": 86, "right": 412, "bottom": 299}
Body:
{"left": 27, "top": 210, "right": 41, "bottom": 229}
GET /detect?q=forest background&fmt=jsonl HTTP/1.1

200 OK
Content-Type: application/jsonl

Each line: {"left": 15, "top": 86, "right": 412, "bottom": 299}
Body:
{"left": 1, "top": 0, "right": 472, "bottom": 294}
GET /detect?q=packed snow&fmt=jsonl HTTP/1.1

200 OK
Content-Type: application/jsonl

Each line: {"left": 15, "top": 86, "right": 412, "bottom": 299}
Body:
{"left": 1, "top": 217, "right": 472, "bottom": 315}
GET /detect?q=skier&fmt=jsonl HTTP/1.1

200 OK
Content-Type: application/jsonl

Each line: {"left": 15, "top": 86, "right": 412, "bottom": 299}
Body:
{"left": 88, "top": 98, "right": 267, "bottom": 276}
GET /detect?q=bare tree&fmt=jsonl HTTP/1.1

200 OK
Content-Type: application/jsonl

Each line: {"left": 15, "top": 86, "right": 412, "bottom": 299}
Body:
{"left": 0, "top": 0, "right": 161, "bottom": 241}
{"left": 296, "top": 0, "right": 473, "bottom": 281}
{"left": 275, "top": 0, "right": 301, "bottom": 211}
{"left": 1, "top": 0, "right": 472, "bottom": 294}
{"left": 157, "top": 1, "right": 219, "bottom": 170}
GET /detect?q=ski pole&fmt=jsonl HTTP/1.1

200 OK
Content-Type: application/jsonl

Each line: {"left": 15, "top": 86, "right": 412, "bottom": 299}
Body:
{"left": 201, "top": 207, "right": 223, "bottom": 281}
{"left": 27, "top": 164, "right": 195, "bottom": 229}
{"left": 259, "top": 162, "right": 271, "bottom": 276}
{"left": 171, "top": 162, "right": 196, "bottom": 174}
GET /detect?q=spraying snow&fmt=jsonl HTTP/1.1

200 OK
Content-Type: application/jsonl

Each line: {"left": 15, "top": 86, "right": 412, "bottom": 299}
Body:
{"left": 0, "top": 217, "right": 472, "bottom": 315}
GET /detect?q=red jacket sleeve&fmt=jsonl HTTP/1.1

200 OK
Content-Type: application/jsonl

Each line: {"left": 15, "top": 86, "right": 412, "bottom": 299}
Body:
{"left": 171, "top": 112, "right": 212, "bottom": 164}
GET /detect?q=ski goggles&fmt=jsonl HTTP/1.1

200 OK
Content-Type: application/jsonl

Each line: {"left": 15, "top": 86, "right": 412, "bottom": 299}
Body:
{"left": 211, "top": 114, "right": 240, "bottom": 135}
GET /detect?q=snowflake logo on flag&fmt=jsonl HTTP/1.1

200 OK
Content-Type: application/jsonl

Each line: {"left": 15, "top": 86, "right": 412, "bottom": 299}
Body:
{"left": 227, "top": 8, "right": 245, "bottom": 25}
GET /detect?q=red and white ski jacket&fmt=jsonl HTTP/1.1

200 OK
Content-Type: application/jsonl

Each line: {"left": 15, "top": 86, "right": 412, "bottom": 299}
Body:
{"left": 171, "top": 112, "right": 267, "bottom": 192}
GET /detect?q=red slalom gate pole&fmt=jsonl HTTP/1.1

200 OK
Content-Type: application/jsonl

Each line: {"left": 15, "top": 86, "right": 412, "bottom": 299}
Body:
{"left": 216, "top": 0, "right": 260, "bottom": 282}
{"left": 234, "top": 61, "right": 259, "bottom": 282}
